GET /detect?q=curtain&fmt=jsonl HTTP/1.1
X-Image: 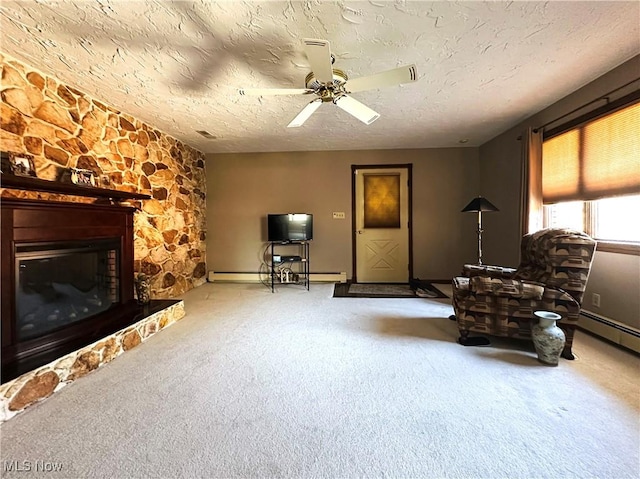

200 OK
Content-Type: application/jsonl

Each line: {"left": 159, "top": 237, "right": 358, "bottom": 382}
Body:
{"left": 542, "top": 101, "right": 640, "bottom": 203}
{"left": 520, "top": 127, "right": 543, "bottom": 235}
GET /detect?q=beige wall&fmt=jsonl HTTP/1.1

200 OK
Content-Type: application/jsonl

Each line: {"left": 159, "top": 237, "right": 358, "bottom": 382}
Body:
{"left": 479, "top": 55, "right": 640, "bottom": 328}
{"left": 584, "top": 252, "right": 640, "bottom": 330}
{"left": 206, "top": 148, "right": 479, "bottom": 280}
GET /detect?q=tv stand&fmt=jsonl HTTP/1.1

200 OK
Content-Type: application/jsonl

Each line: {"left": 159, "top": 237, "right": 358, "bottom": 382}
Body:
{"left": 269, "top": 241, "right": 310, "bottom": 292}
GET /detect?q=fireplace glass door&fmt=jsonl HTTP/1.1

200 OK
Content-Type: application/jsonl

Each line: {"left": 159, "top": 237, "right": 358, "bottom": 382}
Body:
{"left": 15, "top": 239, "right": 121, "bottom": 341}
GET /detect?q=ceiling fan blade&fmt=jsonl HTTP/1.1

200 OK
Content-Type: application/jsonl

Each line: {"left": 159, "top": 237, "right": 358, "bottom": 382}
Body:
{"left": 303, "top": 38, "right": 334, "bottom": 84}
{"left": 333, "top": 95, "right": 380, "bottom": 125}
{"left": 345, "top": 64, "right": 418, "bottom": 93}
{"left": 287, "top": 98, "right": 323, "bottom": 128}
{"left": 239, "top": 88, "right": 314, "bottom": 96}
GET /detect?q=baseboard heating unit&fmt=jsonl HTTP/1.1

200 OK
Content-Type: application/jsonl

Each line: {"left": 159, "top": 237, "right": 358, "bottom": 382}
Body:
{"left": 579, "top": 310, "right": 640, "bottom": 354}
{"left": 208, "top": 271, "right": 348, "bottom": 284}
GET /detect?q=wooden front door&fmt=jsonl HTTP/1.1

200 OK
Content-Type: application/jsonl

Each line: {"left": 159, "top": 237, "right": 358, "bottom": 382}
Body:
{"left": 353, "top": 165, "right": 412, "bottom": 283}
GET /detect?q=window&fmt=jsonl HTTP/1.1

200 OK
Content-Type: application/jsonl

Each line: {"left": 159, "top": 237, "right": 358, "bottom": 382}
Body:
{"left": 543, "top": 201, "right": 584, "bottom": 232}
{"left": 544, "top": 194, "right": 640, "bottom": 246}
{"left": 542, "top": 100, "right": 640, "bottom": 254}
{"left": 593, "top": 195, "right": 640, "bottom": 242}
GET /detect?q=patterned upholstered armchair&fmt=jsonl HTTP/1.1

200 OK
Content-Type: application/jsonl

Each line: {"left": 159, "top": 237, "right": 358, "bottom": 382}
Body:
{"left": 451, "top": 228, "right": 596, "bottom": 359}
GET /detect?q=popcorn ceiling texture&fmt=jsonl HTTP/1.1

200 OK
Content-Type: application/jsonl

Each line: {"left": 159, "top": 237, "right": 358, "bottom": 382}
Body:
{"left": 0, "top": 52, "right": 207, "bottom": 299}
{"left": 0, "top": 1, "right": 637, "bottom": 153}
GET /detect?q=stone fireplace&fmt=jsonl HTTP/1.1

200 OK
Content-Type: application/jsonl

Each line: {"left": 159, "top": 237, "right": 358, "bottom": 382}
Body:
{"left": 1, "top": 51, "right": 206, "bottom": 421}
{"left": 0, "top": 194, "right": 186, "bottom": 421}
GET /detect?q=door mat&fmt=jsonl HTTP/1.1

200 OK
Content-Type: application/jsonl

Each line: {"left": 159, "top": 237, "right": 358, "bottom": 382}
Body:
{"left": 333, "top": 282, "right": 448, "bottom": 299}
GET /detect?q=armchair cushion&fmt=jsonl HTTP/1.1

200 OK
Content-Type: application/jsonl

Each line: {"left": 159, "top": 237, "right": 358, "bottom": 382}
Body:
{"left": 469, "top": 276, "right": 544, "bottom": 300}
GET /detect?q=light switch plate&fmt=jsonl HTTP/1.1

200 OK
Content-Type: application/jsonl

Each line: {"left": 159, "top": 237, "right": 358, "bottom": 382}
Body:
{"left": 332, "top": 212, "right": 346, "bottom": 219}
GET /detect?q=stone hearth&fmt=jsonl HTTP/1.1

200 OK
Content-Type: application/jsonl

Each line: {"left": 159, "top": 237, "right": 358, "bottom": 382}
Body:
{"left": 0, "top": 300, "right": 185, "bottom": 423}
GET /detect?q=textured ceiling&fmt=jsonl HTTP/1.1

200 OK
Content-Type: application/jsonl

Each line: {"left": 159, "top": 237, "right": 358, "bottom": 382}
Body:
{"left": 1, "top": 1, "right": 638, "bottom": 154}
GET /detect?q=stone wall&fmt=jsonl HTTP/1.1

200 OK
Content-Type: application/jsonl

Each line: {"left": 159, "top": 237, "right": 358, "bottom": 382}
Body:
{"left": 0, "top": 52, "right": 207, "bottom": 298}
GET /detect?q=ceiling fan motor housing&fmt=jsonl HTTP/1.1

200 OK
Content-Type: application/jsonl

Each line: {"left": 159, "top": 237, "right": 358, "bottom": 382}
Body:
{"left": 305, "top": 69, "right": 348, "bottom": 101}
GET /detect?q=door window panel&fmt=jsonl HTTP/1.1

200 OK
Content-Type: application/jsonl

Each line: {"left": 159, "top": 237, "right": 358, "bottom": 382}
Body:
{"left": 363, "top": 174, "right": 401, "bottom": 228}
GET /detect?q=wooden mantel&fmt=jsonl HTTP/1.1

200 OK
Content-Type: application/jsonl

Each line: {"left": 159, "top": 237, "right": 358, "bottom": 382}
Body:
{"left": 1, "top": 174, "right": 152, "bottom": 201}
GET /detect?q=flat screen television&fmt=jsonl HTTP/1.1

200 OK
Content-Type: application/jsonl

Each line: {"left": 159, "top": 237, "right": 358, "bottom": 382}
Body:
{"left": 268, "top": 214, "right": 313, "bottom": 242}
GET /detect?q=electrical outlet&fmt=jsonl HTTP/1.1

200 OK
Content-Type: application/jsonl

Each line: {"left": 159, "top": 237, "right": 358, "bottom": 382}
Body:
{"left": 592, "top": 293, "right": 601, "bottom": 308}
{"left": 332, "top": 212, "right": 346, "bottom": 219}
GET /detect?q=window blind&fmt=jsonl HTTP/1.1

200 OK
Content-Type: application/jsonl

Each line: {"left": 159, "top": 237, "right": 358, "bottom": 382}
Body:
{"left": 542, "top": 101, "right": 640, "bottom": 203}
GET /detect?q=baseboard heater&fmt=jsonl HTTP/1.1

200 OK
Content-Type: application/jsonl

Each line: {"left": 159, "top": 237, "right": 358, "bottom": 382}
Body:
{"left": 579, "top": 309, "right": 640, "bottom": 354}
{"left": 208, "top": 271, "right": 348, "bottom": 284}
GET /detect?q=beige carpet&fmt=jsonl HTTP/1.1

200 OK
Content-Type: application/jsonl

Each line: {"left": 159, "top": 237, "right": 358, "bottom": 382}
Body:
{"left": 0, "top": 282, "right": 638, "bottom": 478}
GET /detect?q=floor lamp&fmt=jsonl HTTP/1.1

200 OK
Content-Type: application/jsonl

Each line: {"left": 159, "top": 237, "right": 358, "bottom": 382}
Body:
{"left": 461, "top": 196, "right": 499, "bottom": 265}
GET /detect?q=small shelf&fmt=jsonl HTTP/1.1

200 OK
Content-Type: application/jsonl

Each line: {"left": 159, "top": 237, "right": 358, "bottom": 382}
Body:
{"left": 1, "top": 174, "right": 151, "bottom": 201}
{"left": 270, "top": 241, "right": 310, "bottom": 292}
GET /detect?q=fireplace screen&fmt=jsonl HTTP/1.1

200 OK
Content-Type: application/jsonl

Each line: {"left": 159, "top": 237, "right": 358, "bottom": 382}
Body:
{"left": 15, "top": 239, "right": 120, "bottom": 341}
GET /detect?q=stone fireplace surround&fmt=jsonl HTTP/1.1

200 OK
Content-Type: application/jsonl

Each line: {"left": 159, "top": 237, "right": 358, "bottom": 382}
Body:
{"left": 0, "top": 52, "right": 207, "bottom": 421}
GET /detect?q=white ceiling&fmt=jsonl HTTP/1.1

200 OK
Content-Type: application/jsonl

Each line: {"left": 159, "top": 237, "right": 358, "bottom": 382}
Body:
{"left": 1, "top": 1, "right": 638, "bottom": 154}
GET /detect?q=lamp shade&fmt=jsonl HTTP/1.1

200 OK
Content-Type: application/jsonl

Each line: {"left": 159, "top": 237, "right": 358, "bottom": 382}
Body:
{"left": 461, "top": 196, "right": 499, "bottom": 213}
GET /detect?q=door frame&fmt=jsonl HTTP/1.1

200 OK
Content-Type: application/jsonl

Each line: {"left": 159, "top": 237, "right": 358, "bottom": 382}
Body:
{"left": 351, "top": 163, "right": 413, "bottom": 283}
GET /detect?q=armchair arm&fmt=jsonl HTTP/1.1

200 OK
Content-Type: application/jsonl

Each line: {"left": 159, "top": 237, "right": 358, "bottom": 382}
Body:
{"left": 541, "top": 287, "right": 581, "bottom": 321}
{"left": 469, "top": 276, "right": 544, "bottom": 300}
{"left": 463, "top": 264, "right": 517, "bottom": 279}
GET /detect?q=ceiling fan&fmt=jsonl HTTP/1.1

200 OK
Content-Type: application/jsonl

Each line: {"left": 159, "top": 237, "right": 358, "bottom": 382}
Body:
{"left": 239, "top": 38, "right": 418, "bottom": 127}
